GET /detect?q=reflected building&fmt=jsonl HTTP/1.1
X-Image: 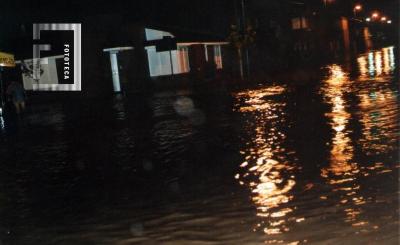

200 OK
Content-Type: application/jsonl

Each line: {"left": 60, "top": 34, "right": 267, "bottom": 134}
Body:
{"left": 355, "top": 47, "right": 398, "bottom": 155}
{"left": 357, "top": 46, "right": 396, "bottom": 81}
{"left": 358, "top": 90, "right": 398, "bottom": 155}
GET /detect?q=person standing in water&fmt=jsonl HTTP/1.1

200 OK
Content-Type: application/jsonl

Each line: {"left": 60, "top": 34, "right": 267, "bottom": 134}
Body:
{"left": 6, "top": 81, "right": 26, "bottom": 114}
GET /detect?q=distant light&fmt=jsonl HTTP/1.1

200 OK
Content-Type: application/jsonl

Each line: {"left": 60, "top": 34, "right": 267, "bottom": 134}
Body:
{"left": 366, "top": 18, "right": 371, "bottom": 22}
{"left": 372, "top": 12, "right": 379, "bottom": 18}
{"left": 323, "top": 0, "right": 335, "bottom": 5}
{"left": 354, "top": 4, "right": 362, "bottom": 11}
{"left": 387, "top": 20, "right": 392, "bottom": 24}
{"left": 381, "top": 16, "right": 387, "bottom": 21}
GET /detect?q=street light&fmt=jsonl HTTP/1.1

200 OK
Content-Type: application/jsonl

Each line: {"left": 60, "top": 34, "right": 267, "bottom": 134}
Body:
{"left": 387, "top": 20, "right": 392, "bottom": 24}
{"left": 372, "top": 12, "right": 379, "bottom": 19}
{"left": 381, "top": 16, "right": 387, "bottom": 22}
{"left": 365, "top": 17, "right": 371, "bottom": 22}
{"left": 354, "top": 4, "right": 362, "bottom": 11}
{"left": 353, "top": 4, "right": 362, "bottom": 17}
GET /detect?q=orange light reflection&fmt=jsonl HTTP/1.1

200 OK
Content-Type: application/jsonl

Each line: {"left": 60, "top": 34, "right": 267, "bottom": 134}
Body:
{"left": 320, "top": 65, "right": 367, "bottom": 226}
{"left": 234, "top": 86, "right": 300, "bottom": 243}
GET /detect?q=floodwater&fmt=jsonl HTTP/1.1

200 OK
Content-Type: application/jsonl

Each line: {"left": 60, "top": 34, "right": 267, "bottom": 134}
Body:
{"left": 0, "top": 46, "right": 398, "bottom": 245}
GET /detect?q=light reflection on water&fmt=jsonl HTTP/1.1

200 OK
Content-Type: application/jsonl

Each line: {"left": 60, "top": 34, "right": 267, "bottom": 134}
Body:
{"left": 355, "top": 47, "right": 398, "bottom": 155}
{"left": 358, "top": 89, "right": 398, "bottom": 155}
{"left": 320, "top": 65, "right": 367, "bottom": 227}
{"left": 320, "top": 48, "right": 398, "bottom": 230}
{"left": 0, "top": 47, "right": 398, "bottom": 244}
{"left": 233, "top": 47, "right": 398, "bottom": 244}
{"left": 233, "top": 86, "right": 302, "bottom": 242}
{"left": 358, "top": 46, "right": 395, "bottom": 81}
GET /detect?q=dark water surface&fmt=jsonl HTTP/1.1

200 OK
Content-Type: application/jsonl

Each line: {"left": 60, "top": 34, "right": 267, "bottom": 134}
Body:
{"left": 0, "top": 47, "right": 398, "bottom": 244}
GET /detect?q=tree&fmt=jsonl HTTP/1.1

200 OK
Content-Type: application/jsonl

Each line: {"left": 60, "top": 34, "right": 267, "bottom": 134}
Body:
{"left": 227, "top": 24, "right": 256, "bottom": 79}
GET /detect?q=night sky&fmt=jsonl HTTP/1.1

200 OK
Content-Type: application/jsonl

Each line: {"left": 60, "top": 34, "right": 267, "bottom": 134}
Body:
{"left": 1, "top": 0, "right": 398, "bottom": 55}
{"left": 1, "top": 0, "right": 236, "bottom": 54}
{"left": 2, "top": 0, "right": 235, "bottom": 31}
{"left": 2, "top": 0, "right": 398, "bottom": 33}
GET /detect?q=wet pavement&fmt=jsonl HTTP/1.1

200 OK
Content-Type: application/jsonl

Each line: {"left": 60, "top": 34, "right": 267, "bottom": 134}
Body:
{"left": 0, "top": 46, "right": 398, "bottom": 244}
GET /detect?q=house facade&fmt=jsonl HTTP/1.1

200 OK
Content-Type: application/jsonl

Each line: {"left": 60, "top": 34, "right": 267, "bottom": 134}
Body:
{"left": 101, "top": 25, "right": 230, "bottom": 93}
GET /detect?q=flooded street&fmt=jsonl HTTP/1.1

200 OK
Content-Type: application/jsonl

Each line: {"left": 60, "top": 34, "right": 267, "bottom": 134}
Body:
{"left": 0, "top": 46, "right": 398, "bottom": 244}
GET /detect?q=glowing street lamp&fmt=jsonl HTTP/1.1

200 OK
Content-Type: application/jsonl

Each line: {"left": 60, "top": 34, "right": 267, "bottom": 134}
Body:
{"left": 381, "top": 16, "right": 387, "bottom": 22}
{"left": 354, "top": 4, "right": 362, "bottom": 11}
{"left": 387, "top": 20, "right": 392, "bottom": 24}
{"left": 372, "top": 12, "right": 379, "bottom": 19}
{"left": 365, "top": 17, "right": 371, "bottom": 22}
{"left": 353, "top": 4, "right": 362, "bottom": 17}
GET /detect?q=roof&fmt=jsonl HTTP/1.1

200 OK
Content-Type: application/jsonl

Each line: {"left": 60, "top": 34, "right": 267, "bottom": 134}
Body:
{"left": 144, "top": 24, "right": 227, "bottom": 43}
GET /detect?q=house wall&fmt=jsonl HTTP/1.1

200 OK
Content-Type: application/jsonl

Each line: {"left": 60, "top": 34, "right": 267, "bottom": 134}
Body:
{"left": 81, "top": 21, "right": 232, "bottom": 94}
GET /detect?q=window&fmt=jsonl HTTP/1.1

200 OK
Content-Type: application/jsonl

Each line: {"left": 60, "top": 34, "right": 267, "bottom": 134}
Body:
{"left": 146, "top": 46, "right": 171, "bottom": 77}
{"left": 292, "top": 18, "right": 302, "bottom": 30}
{"left": 146, "top": 46, "right": 190, "bottom": 77}
{"left": 292, "top": 17, "right": 308, "bottom": 30}
{"left": 214, "top": 45, "right": 223, "bottom": 69}
{"left": 144, "top": 28, "right": 190, "bottom": 77}
{"left": 301, "top": 17, "right": 308, "bottom": 29}
{"left": 177, "top": 46, "right": 190, "bottom": 73}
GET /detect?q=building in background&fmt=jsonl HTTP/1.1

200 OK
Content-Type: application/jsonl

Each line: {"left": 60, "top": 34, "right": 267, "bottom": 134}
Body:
{"left": 102, "top": 25, "right": 230, "bottom": 93}
{"left": 243, "top": 0, "right": 396, "bottom": 77}
{"left": 143, "top": 28, "right": 227, "bottom": 77}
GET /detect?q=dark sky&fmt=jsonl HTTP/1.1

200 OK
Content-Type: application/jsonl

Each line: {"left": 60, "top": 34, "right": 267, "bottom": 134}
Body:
{"left": 1, "top": 0, "right": 238, "bottom": 50}
{"left": 0, "top": 0, "right": 236, "bottom": 52}
{"left": 0, "top": 0, "right": 238, "bottom": 56}
{"left": 2, "top": 0, "right": 397, "bottom": 32}
{"left": 1, "top": 0, "right": 398, "bottom": 54}
{"left": 3, "top": 0, "right": 235, "bottom": 29}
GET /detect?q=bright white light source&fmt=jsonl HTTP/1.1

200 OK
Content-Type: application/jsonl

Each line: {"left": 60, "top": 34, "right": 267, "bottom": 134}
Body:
{"left": 365, "top": 18, "right": 371, "bottom": 22}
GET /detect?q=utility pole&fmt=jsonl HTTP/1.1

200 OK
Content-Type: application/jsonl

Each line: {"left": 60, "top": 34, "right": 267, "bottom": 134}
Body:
{"left": 0, "top": 67, "right": 4, "bottom": 113}
{"left": 241, "top": 0, "right": 250, "bottom": 78}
